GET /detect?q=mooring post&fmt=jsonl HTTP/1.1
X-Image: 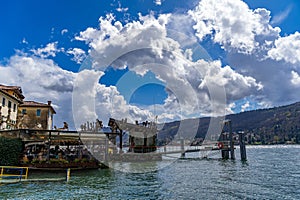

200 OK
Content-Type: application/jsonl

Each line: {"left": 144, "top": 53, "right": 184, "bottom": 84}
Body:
{"left": 228, "top": 120, "right": 235, "bottom": 160}
{"left": 221, "top": 133, "right": 229, "bottom": 159}
{"left": 238, "top": 131, "right": 247, "bottom": 161}
{"left": 66, "top": 168, "right": 71, "bottom": 182}
{"left": 119, "top": 130, "right": 123, "bottom": 153}
{"left": 180, "top": 139, "right": 185, "bottom": 158}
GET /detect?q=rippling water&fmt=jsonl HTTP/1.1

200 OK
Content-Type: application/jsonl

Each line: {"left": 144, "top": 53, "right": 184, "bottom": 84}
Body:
{"left": 1, "top": 145, "right": 300, "bottom": 200}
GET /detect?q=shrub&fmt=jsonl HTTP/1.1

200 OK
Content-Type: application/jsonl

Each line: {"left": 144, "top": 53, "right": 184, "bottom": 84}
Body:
{"left": 0, "top": 137, "right": 23, "bottom": 166}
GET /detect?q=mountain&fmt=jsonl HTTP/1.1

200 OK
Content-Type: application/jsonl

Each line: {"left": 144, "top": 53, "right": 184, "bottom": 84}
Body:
{"left": 158, "top": 102, "right": 300, "bottom": 145}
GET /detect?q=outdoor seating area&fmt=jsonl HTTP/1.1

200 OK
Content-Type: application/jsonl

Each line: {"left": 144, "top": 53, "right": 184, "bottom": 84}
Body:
{"left": 21, "top": 143, "right": 99, "bottom": 169}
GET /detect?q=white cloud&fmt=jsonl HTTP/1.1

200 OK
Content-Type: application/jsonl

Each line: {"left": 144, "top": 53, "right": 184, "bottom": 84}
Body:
{"left": 72, "top": 69, "right": 155, "bottom": 127}
{"left": 187, "top": 0, "right": 300, "bottom": 108}
{"left": 154, "top": 0, "right": 162, "bottom": 6}
{"left": 116, "top": 7, "right": 128, "bottom": 12}
{"left": 116, "top": 1, "right": 128, "bottom": 12}
{"left": 61, "top": 29, "right": 68, "bottom": 35}
{"left": 226, "top": 102, "right": 235, "bottom": 115}
{"left": 271, "top": 5, "right": 292, "bottom": 25}
{"left": 21, "top": 38, "right": 28, "bottom": 44}
{"left": 75, "top": 27, "right": 99, "bottom": 43}
{"left": 241, "top": 101, "right": 250, "bottom": 112}
{"left": 75, "top": 13, "right": 262, "bottom": 121}
{"left": 291, "top": 71, "right": 300, "bottom": 86}
{"left": 188, "top": 0, "right": 281, "bottom": 54}
{"left": 67, "top": 48, "right": 86, "bottom": 64}
{"left": 198, "top": 61, "right": 263, "bottom": 100}
{"left": 31, "top": 42, "right": 62, "bottom": 58}
{"left": 4, "top": 0, "right": 299, "bottom": 130}
{"left": 0, "top": 53, "right": 76, "bottom": 128}
{"left": 267, "top": 32, "right": 300, "bottom": 64}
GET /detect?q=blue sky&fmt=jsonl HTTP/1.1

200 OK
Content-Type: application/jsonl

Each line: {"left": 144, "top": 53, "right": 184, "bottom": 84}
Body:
{"left": 1, "top": 0, "right": 300, "bottom": 128}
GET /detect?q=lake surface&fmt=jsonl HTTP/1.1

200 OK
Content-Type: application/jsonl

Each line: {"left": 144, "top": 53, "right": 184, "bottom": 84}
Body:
{"left": 1, "top": 145, "right": 300, "bottom": 199}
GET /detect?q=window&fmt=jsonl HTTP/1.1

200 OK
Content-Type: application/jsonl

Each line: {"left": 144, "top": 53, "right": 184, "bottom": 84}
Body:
{"left": 2, "top": 97, "right": 5, "bottom": 107}
{"left": 22, "top": 109, "right": 27, "bottom": 114}
{"left": 13, "top": 104, "right": 16, "bottom": 112}
{"left": 8, "top": 101, "right": 11, "bottom": 109}
{"left": 36, "top": 109, "right": 41, "bottom": 116}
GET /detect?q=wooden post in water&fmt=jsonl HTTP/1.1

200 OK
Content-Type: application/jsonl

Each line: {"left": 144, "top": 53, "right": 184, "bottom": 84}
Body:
{"left": 66, "top": 168, "right": 71, "bottom": 182}
{"left": 221, "top": 133, "right": 229, "bottom": 159}
{"left": 223, "top": 119, "right": 235, "bottom": 160}
{"left": 180, "top": 139, "right": 185, "bottom": 158}
{"left": 238, "top": 131, "right": 247, "bottom": 161}
{"left": 228, "top": 120, "right": 235, "bottom": 160}
{"left": 119, "top": 130, "right": 123, "bottom": 153}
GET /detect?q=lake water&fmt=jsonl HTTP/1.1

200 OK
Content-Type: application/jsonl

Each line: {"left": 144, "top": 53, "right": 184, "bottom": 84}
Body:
{"left": 1, "top": 145, "right": 300, "bottom": 199}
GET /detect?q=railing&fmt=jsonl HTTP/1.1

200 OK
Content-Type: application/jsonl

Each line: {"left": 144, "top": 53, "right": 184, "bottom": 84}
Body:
{"left": 0, "top": 166, "right": 29, "bottom": 180}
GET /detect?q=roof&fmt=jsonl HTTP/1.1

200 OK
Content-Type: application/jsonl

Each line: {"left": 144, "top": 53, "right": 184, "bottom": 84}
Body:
{"left": 19, "top": 101, "right": 56, "bottom": 114}
{"left": 0, "top": 88, "right": 23, "bottom": 103}
{"left": 0, "top": 84, "right": 25, "bottom": 100}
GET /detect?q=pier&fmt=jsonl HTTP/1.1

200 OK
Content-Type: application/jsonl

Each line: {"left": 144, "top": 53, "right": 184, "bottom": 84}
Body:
{"left": 0, "top": 118, "right": 247, "bottom": 169}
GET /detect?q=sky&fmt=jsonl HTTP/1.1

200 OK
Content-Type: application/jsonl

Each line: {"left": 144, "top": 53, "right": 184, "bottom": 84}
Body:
{"left": 1, "top": 0, "right": 300, "bottom": 130}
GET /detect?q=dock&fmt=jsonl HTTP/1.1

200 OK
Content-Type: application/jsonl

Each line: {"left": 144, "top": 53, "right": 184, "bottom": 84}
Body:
{"left": 0, "top": 118, "right": 247, "bottom": 169}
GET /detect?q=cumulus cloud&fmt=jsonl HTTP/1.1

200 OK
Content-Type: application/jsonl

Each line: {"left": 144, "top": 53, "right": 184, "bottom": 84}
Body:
{"left": 3, "top": 0, "right": 299, "bottom": 130}
{"left": 67, "top": 48, "right": 86, "bottom": 64}
{"left": 197, "top": 61, "right": 263, "bottom": 100}
{"left": 72, "top": 69, "right": 156, "bottom": 127}
{"left": 291, "top": 71, "right": 300, "bottom": 86}
{"left": 187, "top": 0, "right": 300, "bottom": 107}
{"left": 75, "top": 13, "right": 262, "bottom": 122}
{"left": 0, "top": 53, "right": 76, "bottom": 127}
{"left": 31, "top": 42, "right": 62, "bottom": 58}
{"left": 189, "top": 0, "right": 280, "bottom": 54}
{"left": 267, "top": 32, "right": 300, "bottom": 64}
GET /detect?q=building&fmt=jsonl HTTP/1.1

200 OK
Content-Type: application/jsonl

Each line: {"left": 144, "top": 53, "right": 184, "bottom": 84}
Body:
{"left": 18, "top": 101, "right": 56, "bottom": 130}
{"left": 0, "top": 84, "right": 24, "bottom": 130}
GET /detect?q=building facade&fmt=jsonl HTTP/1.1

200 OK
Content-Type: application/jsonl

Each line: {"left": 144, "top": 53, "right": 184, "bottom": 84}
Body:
{"left": 18, "top": 101, "right": 56, "bottom": 130}
{"left": 0, "top": 85, "right": 24, "bottom": 130}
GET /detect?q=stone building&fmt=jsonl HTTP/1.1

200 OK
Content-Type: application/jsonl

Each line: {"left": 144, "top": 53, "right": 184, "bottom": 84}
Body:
{"left": 0, "top": 84, "right": 24, "bottom": 130}
{"left": 18, "top": 101, "right": 56, "bottom": 130}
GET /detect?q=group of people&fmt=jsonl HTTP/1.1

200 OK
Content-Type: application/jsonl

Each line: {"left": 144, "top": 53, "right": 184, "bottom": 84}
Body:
{"left": 23, "top": 144, "right": 91, "bottom": 163}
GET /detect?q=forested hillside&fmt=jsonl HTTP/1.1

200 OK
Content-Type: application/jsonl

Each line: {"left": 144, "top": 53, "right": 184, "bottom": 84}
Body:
{"left": 158, "top": 102, "right": 300, "bottom": 145}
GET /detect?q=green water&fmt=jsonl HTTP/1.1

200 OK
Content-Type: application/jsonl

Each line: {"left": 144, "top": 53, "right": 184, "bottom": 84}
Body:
{"left": 1, "top": 145, "right": 300, "bottom": 199}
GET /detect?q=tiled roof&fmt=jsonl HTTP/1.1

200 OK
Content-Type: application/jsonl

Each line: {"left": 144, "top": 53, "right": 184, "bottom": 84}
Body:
{"left": 0, "top": 84, "right": 21, "bottom": 90}
{"left": 20, "top": 101, "right": 56, "bottom": 114}
{"left": 0, "top": 88, "right": 23, "bottom": 103}
{"left": 22, "top": 101, "right": 48, "bottom": 106}
{"left": 0, "top": 84, "right": 25, "bottom": 99}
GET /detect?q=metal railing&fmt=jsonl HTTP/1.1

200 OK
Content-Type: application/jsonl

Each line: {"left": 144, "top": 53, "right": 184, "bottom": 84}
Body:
{"left": 0, "top": 166, "right": 28, "bottom": 180}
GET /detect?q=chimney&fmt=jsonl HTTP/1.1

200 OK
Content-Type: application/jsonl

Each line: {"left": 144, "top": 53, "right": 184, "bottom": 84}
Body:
{"left": 47, "top": 101, "right": 52, "bottom": 106}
